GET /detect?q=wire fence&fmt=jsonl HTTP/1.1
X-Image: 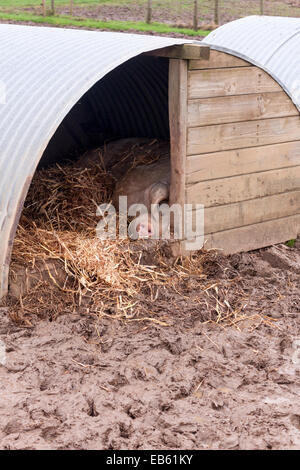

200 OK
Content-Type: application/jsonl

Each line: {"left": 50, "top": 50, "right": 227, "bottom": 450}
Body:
{"left": 16, "top": 1, "right": 300, "bottom": 29}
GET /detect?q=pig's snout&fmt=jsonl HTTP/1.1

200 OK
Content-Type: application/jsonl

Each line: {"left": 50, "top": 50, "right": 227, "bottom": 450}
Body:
{"left": 128, "top": 213, "right": 154, "bottom": 240}
{"left": 128, "top": 206, "right": 170, "bottom": 240}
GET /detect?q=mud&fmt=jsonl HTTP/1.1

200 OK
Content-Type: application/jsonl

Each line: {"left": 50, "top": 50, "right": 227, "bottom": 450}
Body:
{"left": 1, "top": 241, "right": 300, "bottom": 450}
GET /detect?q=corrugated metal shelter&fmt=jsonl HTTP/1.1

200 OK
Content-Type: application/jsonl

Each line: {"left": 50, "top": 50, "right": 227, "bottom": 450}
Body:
{"left": 1, "top": 17, "right": 300, "bottom": 299}
{"left": 0, "top": 25, "right": 194, "bottom": 298}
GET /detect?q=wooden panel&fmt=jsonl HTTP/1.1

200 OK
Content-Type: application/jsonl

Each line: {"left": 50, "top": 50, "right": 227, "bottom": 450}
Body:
{"left": 187, "top": 116, "right": 300, "bottom": 155}
{"left": 189, "top": 50, "right": 252, "bottom": 70}
{"left": 188, "top": 67, "right": 281, "bottom": 99}
{"left": 169, "top": 58, "right": 188, "bottom": 251}
{"left": 187, "top": 92, "right": 298, "bottom": 127}
{"left": 192, "top": 191, "right": 300, "bottom": 234}
{"left": 186, "top": 166, "right": 300, "bottom": 206}
{"left": 186, "top": 141, "right": 300, "bottom": 184}
{"left": 202, "top": 214, "right": 300, "bottom": 254}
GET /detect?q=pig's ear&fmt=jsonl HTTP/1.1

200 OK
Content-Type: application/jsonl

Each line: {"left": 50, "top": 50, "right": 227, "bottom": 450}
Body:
{"left": 149, "top": 182, "right": 169, "bottom": 205}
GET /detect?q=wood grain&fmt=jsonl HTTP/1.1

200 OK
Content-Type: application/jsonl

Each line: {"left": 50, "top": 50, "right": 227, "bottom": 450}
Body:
{"left": 186, "top": 166, "right": 300, "bottom": 206}
{"left": 191, "top": 191, "right": 300, "bottom": 234}
{"left": 187, "top": 92, "right": 298, "bottom": 127}
{"left": 189, "top": 50, "right": 252, "bottom": 70}
{"left": 203, "top": 214, "right": 300, "bottom": 254}
{"left": 186, "top": 141, "right": 300, "bottom": 183}
{"left": 187, "top": 116, "right": 300, "bottom": 155}
{"left": 188, "top": 67, "right": 281, "bottom": 99}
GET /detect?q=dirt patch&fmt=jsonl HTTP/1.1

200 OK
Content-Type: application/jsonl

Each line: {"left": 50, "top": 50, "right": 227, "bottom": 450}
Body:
{"left": 1, "top": 241, "right": 300, "bottom": 449}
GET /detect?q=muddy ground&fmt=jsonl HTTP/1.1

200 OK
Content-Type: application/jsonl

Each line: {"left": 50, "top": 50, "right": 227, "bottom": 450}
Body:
{"left": 0, "top": 241, "right": 300, "bottom": 450}
{"left": 54, "top": 1, "right": 300, "bottom": 27}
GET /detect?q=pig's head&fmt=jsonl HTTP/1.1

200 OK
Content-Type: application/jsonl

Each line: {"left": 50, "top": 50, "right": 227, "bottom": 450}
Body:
{"left": 128, "top": 182, "right": 170, "bottom": 240}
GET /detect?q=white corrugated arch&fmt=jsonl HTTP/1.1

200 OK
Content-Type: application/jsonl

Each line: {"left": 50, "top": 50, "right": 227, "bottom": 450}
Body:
{"left": 0, "top": 24, "right": 193, "bottom": 297}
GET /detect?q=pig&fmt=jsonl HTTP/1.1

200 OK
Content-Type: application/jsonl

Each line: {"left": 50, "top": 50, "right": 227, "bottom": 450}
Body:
{"left": 113, "top": 156, "right": 170, "bottom": 239}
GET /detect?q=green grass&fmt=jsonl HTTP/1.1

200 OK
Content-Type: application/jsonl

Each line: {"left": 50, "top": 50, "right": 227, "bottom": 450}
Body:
{"left": 285, "top": 239, "right": 297, "bottom": 248}
{"left": 0, "top": 11, "right": 210, "bottom": 36}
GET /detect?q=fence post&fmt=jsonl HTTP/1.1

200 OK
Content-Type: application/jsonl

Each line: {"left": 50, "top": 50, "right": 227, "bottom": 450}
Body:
{"left": 260, "top": 0, "right": 264, "bottom": 15}
{"left": 70, "top": 0, "right": 74, "bottom": 16}
{"left": 193, "top": 0, "right": 198, "bottom": 31}
{"left": 51, "top": 0, "right": 55, "bottom": 15}
{"left": 214, "top": 0, "right": 220, "bottom": 25}
{"left": 146, "top": 0, "right": 152, "bottom": 24}
{"left": 42, "top": 0, "right": 46, "bottom": 16}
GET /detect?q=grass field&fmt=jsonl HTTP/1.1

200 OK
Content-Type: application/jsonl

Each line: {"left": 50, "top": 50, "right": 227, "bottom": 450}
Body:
{"left": 0, "top": 0, "right": 212, "bottom": 36}
{"left": 0, "top": 0, "right": 299, "bottom": 36}
{"left": 0, "top": 12, "right": 210, "bottom": 36}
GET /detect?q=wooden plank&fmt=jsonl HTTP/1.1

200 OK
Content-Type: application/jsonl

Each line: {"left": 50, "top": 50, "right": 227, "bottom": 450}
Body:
{"left": 188, "top": 67, "right": 281, "bottom": 99}
{"left": 187, "top": 92, "right": 298, "bottom": 127}
{"left": 189, "top": 50, "right": 252, "bottom": 70}
{"left": 186, "top": 166, "right": 300, "bottom": 206}
{"left": 187, "top": 116, "right": 300, "bottom": 155}
{"left": 186, "top": 141, "right": 300, "bottom": 183}
{"left": 145, "top": 44, "right": 210, "bottom": 60}
{"left": 169, "top": 59, "right": 188, "bottom": 256}
{"left": 202, "top": 214, "right": 300, "bottom": 254}
{"left": 190, "top": 191, "right": 300, "bottom": 234}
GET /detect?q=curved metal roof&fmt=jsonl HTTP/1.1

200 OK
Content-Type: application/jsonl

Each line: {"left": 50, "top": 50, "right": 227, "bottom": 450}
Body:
{"left": 0, "top": 24, "right": 192, "bottom": 297}
{"left": 203, "top": 15, "right": 300, "bottom": 111}
{"left": 1, "top": 18, "right": 300, "bottom": 297}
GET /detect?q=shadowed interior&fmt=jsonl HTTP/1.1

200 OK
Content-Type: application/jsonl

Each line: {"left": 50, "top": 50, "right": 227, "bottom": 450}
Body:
{"left": 40, "top": 55, "right": 170, "bottom": 167}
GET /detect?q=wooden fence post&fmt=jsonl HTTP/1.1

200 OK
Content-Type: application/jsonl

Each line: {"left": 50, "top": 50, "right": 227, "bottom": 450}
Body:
{"left": 70, "top": 0, "right": 74, "bottom": 16}
{"left": 51, "top": 0, "right": 55, "bottom": 15}
{"left": 42, "top": 0, "right": 46, "bottom": 16}
{"left": 214, "top": 0, "right": 220, "bottom": 25}
{"left": 146, "top": 0, "right": 152, "bottom": 24}
{"left": 260, "top": 0, "right": 265, "bottom": 15}
{"left": 193, "top": 0, "right": 198, "bottom": 31}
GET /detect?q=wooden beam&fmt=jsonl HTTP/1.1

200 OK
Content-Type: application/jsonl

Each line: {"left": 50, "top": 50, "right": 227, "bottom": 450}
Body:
{"left": 169, "top": 58, "right": 188, "bottom": 255}
{"left": 189, "top": 50, "right": 252, "bottom": 70}
{"left": 187, "top": 116, "right": 300, "bottom": 155}
{"left": 188, "top": 67, "right": 281, "bottom": 99}
{"left": 145, "top": 44, "right": 210, "bottom": 60}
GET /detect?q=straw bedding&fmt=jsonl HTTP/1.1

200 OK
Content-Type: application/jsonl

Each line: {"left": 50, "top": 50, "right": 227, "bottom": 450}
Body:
{"left": 8, "top": 140, "right": 245, "bottom": 326}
